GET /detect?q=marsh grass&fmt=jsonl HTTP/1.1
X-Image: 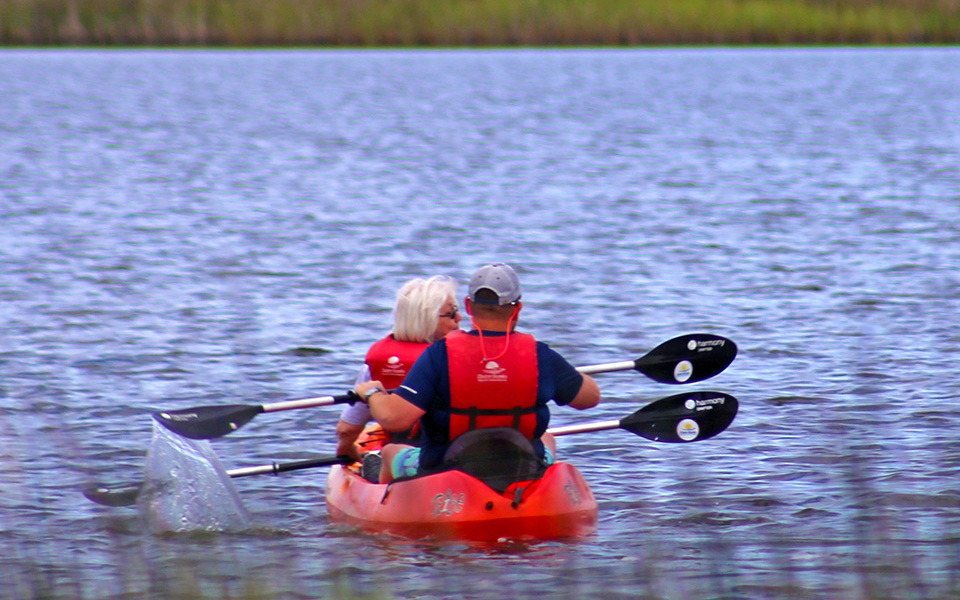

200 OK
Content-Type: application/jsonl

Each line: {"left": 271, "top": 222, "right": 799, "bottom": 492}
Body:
{"left": 8, "top": 457, "right": 960, "bottom": 600}
{"left": 7, "top": 529, "right": 959, "bottom": 600}
{"left": 1, "top": 0, "right": 958, "bottom": 46}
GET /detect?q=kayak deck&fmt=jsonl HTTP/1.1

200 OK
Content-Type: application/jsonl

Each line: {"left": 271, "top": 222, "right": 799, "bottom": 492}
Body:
{"left": 325, "top": 461, "right": 598, "bottom": 542}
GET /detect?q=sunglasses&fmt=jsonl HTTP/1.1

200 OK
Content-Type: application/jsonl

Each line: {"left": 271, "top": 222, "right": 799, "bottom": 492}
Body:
{"left": 438, "top": 308, "right": 460, "bottom": 319}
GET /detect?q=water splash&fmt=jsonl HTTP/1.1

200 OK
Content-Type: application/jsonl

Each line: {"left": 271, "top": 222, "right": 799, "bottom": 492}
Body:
{"left": 138, "top": 420, "right": 251, "bottom": 533}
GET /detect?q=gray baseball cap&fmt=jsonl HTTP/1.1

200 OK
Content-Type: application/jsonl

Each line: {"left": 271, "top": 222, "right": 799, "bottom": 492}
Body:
{"left": 468, "top": 263, "right": 522, "bottom": 306}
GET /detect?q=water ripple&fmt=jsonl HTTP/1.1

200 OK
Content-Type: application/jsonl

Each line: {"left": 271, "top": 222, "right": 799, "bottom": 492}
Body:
{"left": 2, "top": 47, "right": 960, "bottom": 599}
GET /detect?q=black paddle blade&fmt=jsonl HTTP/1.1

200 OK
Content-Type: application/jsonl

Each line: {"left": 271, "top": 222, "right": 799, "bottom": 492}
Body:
{"left": 635, "top": 334, "right": 737, "bottom": 384}
{"left": 82, "top": 482, "right": 143, "bottom": 507}
{"left": 152, "top": 404, "right": 264, "bottom": 440}
{"left": 620, "top": 391, "right": 738, "bottom": 443}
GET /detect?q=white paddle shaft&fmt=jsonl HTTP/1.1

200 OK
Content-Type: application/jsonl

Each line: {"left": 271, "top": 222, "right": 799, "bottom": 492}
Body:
{"left": 547, "top": 419, "right": 620, "bottom": 437}
{"left": 261, "top": 395, "right": 341, "bottom": 413}
{"left": 576, "top": 361, "right": 635, "bottom": 374}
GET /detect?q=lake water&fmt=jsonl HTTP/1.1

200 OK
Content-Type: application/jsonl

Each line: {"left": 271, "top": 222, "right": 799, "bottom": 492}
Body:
{"left": 2, "top": 47, "right": 960, "bottom": 599}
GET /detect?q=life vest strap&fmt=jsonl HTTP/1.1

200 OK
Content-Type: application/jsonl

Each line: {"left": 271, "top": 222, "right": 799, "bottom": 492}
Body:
{"left": 449, "top": 405, "right": 539, "bottom": 431}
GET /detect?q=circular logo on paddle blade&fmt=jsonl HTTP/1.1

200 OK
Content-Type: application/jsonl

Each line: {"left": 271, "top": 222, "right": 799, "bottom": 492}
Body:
{"left": 688, "top": 339, "right": 698, "bottom": 351}
{"left": 684, "top": 399, "right": 696, "bottom": 410}
{"left": 677, "top": 418, "right": 700, "bottom": 441}
{"left": 674, "top": 360, "right": 693, "bottom": 382}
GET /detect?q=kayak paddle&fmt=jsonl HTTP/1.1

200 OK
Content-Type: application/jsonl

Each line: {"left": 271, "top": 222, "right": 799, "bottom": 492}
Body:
{"left": 577, "top": 333, "right": 736, "bottom": 384}
{"left": 152, "top": 333, "right": 736, "bottom": 440}
{"left": 153, "top": 392, "right": 359, "bottom": 440}
{"left": 82, "top": 454, "right": 352, "bottom": 507}
{"left": 89, "top": 392, "right": 737, "bottom": 507}
{"left": 548, "top": 391, "right": 738, "bottom": 443}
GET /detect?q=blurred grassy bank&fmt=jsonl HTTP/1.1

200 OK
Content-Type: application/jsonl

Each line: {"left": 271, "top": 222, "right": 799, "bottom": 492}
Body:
{"left": 2, "top": 0, "right": 959, "bottom": 46}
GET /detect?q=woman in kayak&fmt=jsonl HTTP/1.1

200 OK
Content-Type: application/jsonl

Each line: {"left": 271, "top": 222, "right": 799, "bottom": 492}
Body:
{"left": 356, "top": 263, "right": 600, "bottom": 483}
{"left": 336, "top": 275, "right": 462, "bottom": 463}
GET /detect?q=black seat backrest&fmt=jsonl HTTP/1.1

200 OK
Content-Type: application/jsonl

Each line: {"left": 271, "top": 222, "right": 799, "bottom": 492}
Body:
{"left": 441, "top": 428, "right": 547, "bottom": 493}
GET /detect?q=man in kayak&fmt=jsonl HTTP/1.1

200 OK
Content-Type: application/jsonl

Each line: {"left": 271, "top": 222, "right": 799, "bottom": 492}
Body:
{"left": 356, "top": 262, "right": 600, "bottom": 483}
{"left": 336, "top": 275, "right": 463, "bottom": 464}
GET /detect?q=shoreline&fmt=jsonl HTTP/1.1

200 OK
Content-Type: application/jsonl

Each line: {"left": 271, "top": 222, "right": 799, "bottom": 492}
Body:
{"left": 2, "top": 45, "right": 959, "bottom": 52}
{"left": 2, "top": 0, "right": 958, "bottom": 47}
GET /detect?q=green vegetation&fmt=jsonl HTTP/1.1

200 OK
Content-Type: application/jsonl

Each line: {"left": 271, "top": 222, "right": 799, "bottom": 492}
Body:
{"left": 1, "top": 0, "right": 958, "bottom": 46}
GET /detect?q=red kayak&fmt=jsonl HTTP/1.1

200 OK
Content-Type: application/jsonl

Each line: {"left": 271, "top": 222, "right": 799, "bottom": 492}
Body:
{"left": 325, "top": 460, "right": 597, "bottom": 542}
{"left": 324, "top": 427, "right": 598, "bottom": 542}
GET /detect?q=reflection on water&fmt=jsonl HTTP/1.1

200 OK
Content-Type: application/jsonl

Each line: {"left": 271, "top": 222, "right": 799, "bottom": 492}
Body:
{"left": 2, "top": 47, "right": 960, "bottom": 598}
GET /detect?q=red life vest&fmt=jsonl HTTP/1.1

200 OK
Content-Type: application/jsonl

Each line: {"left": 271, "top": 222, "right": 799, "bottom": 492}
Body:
{"left": 365, "top": 335, "right": 429, "bottom": 444}
{"left": 365, "top": 335, "right": 430, "bottom": 391}
{"left": 446, "top": 330, "right": 539, "bottom": 440}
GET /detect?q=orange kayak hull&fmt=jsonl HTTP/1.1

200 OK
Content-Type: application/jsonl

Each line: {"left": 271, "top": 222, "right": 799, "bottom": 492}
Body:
{"left": 325, "top": 462, "right": 598, "bottom": 542}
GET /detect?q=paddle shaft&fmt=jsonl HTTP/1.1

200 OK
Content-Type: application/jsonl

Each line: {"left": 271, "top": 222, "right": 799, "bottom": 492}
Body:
{"left": 576, "top": 361, "right": 636, "bottom": 375}
{"left": 548, "top": 420, "right": 620, "bottom": 436}
{"left": 260, "top": 394, "right": 347, "bottom": 414}
{"left": 83, "top": 454, "right": 350, "bottom": 507}
{"left": 228, "top": 456, "right": 348, "bottom": 478}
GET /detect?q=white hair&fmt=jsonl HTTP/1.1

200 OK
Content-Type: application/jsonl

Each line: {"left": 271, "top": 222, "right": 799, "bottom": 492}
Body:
{"left": 392, "top": 275, "right": 458, "bottom": 343}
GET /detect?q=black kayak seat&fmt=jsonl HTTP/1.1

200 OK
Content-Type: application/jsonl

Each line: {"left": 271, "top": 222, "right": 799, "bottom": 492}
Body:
{"left": 440, "top": 427, "right": 547, "bottom": 494}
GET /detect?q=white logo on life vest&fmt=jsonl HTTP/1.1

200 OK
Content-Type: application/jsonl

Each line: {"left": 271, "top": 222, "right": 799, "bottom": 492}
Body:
{"left": 381, "top": 355, "right": 408, "bottom": 377}
{"left": 477, "top": 360, "right": 508, "bottom": 383}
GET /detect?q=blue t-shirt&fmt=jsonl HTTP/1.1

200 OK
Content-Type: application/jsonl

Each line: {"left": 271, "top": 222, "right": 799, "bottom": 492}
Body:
{"left": 395, "top": 331, "right": 585, "bottom": 469}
